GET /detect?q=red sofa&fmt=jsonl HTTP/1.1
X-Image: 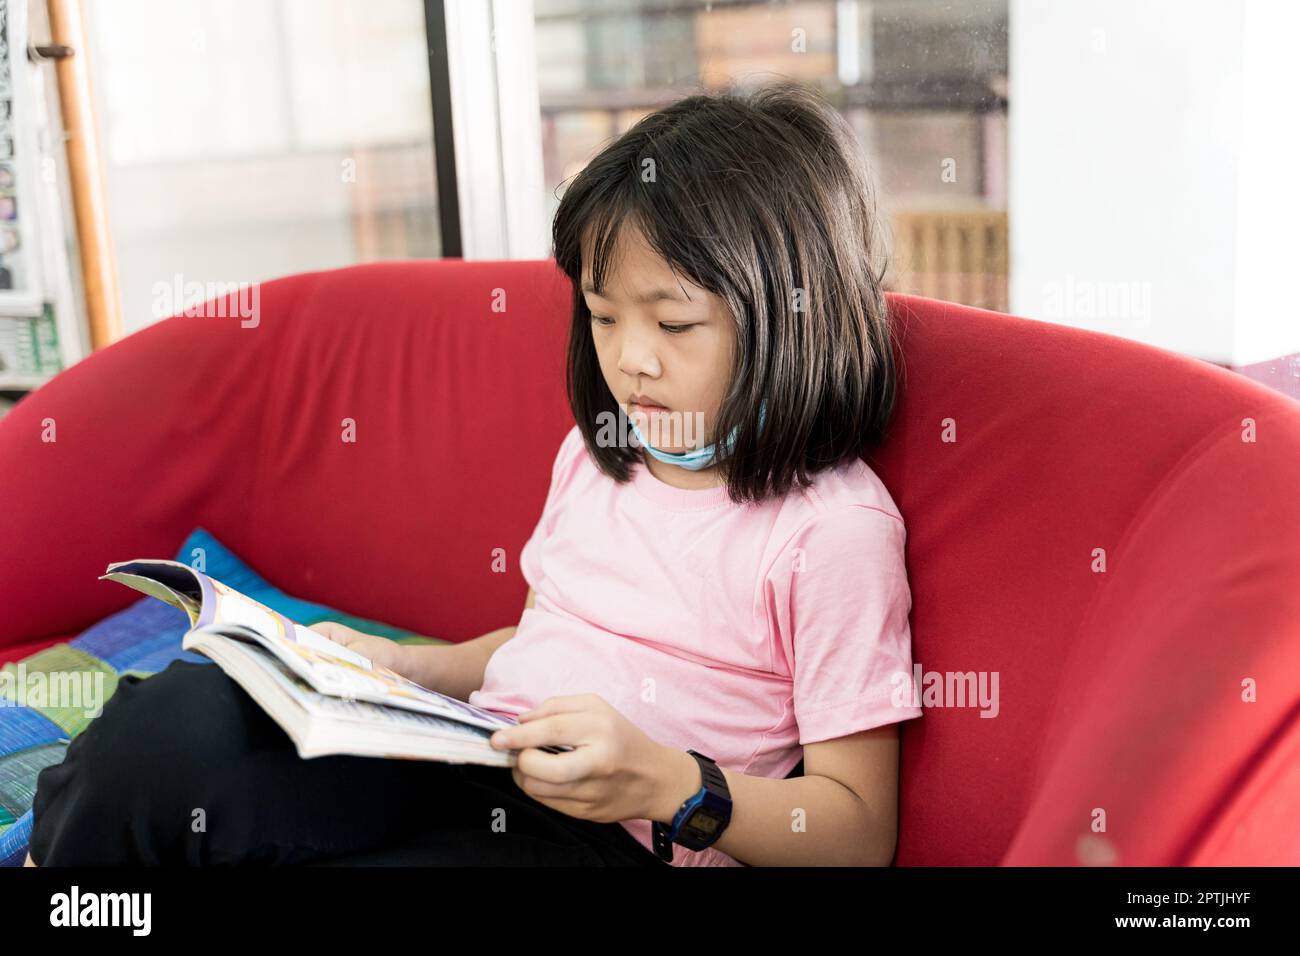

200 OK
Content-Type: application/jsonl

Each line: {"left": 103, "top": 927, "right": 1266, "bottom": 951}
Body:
{"left": 2, "top": 259, "right": 1298, "bottom": 866}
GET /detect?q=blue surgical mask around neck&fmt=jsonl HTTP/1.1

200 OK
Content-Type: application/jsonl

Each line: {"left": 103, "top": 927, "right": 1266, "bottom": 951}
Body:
{"left": 628, "top": 399, "right": 768, "bottom": 472}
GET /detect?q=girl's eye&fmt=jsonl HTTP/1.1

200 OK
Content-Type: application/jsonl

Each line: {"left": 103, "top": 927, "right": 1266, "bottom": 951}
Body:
{"left": 589, "top": 315, "right": 693, "bottom": 335}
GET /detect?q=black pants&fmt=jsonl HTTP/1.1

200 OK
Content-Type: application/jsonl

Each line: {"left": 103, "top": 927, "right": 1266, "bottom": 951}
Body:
{"left": 29, "top": 659, "right": 669, "bottom": 867}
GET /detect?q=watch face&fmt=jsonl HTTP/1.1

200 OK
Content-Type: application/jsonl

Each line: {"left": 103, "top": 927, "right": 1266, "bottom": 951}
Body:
{"left": 692, "top": 814, "right": 721, "bottom": 836}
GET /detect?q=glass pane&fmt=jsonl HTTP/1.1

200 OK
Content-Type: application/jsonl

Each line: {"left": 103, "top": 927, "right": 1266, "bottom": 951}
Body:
{"left": 84, "top": 0, "right": 439, "bottom": 333}
{"left": 534, "top": 0, "right": 1009, "bottom": 311}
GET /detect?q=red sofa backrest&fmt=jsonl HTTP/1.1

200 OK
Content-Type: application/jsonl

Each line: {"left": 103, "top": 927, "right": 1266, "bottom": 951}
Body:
{"left": 2, "top": 258, "right": 1297, "bottom": 865}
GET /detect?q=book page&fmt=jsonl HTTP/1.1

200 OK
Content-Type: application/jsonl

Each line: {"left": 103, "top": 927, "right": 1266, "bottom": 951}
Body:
{"left": 104, "top": 558, "right": 539, "bottom": 739}
{"left": 292, "top": 623, "right": 373, "bottom": 670}
{"left": 195, "top": 622, "right": 517, "bottom": 733}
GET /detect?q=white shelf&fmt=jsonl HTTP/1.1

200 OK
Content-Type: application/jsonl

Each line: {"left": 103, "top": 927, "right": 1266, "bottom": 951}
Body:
{"left": 0, "top": 373, "right": 52, "bottom": 390}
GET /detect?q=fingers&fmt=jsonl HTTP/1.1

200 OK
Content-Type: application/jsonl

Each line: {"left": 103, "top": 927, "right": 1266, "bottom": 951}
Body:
{"left": 492, "top": 712, "right": 583, "bottom": 751}
{"left": 307, "top": 621, "right": 352, "bottom": 644}
{"left": 517, "top": 693, "right": 600, "bottom": 721}
{"left": 332, "top": 630, "right": 360, "bottom": 648}
{"left": 514, "top": 744, "right": 592, "bottom": 785}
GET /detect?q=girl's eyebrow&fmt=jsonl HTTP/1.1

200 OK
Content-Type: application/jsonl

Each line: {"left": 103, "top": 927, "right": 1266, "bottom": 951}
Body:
{"left": 581, "top": 280, "right": 692, "bottom": 305}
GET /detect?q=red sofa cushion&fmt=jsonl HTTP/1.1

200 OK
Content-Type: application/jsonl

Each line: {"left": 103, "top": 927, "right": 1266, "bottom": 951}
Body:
{"left": 0, "top": 635, "right": 76, "bottom": 668}
{"left": 1, "top": 259, "right": 1297, "bottom": 865}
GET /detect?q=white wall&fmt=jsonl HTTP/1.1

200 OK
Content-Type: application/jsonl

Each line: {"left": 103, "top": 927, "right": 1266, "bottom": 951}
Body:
{"left": 1231, "top": 1, "right": 1300, "bottom": 364}
{"left": 1009, "top": 0, "right": 1298, "bottom": 365}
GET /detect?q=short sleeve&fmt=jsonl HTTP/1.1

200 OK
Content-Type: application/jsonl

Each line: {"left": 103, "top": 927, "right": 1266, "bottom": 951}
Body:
{"left": 519, "top": 425, "right": 585, "bottom": 590}
{"left": 767, "top": 506, "right": 923, "bottom": 745}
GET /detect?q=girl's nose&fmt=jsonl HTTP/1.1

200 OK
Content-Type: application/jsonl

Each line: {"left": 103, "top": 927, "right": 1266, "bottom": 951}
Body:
{"left": 617, "top": 339, "right": 662, "bottom": 378}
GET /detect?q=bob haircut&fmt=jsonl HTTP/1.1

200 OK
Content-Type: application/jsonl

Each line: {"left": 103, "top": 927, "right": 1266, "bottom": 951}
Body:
{"left": 551, "top": 79, "right": 897, "bottom": 506}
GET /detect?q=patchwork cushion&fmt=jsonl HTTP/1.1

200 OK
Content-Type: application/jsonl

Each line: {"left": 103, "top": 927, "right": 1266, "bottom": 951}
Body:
{"left": 0, "top": 527, "right": 445, "bottom": 866}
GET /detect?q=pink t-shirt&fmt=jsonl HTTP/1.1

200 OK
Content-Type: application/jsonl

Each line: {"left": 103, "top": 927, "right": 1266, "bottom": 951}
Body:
{"left": 467, "top": 425, "right": 923, "bottom": 866}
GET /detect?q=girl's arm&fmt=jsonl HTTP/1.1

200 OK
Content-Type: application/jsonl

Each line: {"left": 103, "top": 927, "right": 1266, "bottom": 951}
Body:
{"left": 402, "top": 588, "right": 535, "bottom": 700}
{"left": 648, "top": 722, "right": 902, "bottom": 866}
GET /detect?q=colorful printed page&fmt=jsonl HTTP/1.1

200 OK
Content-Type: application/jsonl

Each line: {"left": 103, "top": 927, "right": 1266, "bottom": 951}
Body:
{"left": 100, "top": 559, "right": 520, "bottom": 734}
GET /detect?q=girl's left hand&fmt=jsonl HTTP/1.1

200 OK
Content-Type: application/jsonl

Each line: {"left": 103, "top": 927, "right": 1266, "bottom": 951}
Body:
{"left": 489, "top": 694, "right": 675, "bottom": 824}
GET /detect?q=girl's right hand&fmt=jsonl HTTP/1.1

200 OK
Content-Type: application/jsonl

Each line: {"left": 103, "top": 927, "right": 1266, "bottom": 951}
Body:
{"left": 307, "top": 621, "right": 412, "bottom": 677}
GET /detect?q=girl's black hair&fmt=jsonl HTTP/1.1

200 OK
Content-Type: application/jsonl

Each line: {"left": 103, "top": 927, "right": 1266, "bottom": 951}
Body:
{"left": 552, "top": 79, "right": 896, "bottom": 506}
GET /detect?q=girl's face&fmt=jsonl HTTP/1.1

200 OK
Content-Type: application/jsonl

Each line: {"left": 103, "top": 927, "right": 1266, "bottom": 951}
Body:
{"left": 582, "top": 223, "right": 736, "bottom": 467}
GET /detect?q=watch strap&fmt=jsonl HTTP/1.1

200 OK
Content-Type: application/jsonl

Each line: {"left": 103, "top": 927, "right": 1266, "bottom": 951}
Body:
{"left": 652, "top": 749, "right": 732, "bottom": 862}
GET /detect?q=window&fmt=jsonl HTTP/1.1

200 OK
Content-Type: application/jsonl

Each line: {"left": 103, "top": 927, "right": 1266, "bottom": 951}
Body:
{"left": 533, "top": 0, "right": 1009, "bottom": 311}
{"left": 85, "top": 0, "right": 440, "bottom": 333}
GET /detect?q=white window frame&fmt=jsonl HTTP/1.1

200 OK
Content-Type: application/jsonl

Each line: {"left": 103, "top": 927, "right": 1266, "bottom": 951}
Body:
{"left": 443, "top": 0, "right": 548, "bottom": 260}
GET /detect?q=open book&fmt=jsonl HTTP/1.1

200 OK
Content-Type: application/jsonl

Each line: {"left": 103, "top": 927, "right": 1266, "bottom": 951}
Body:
{"left": 101, "top": 559, "right": 562, "bottom": 767}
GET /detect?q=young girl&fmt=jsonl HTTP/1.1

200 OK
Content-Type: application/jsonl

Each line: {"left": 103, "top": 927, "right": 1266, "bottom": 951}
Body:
{"left": 26, "top": 80, "right": 920, "bottom": 868}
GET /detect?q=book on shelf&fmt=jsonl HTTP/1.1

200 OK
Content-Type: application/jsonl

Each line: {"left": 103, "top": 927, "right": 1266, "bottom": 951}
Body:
{"left": 101, "top": 559, "right": 563, "bottom": 767}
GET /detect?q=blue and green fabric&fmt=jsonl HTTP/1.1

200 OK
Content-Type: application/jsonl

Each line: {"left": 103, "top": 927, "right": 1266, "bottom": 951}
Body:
{"left": 0, "top": 527, "right": 445, "bottom": 866}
